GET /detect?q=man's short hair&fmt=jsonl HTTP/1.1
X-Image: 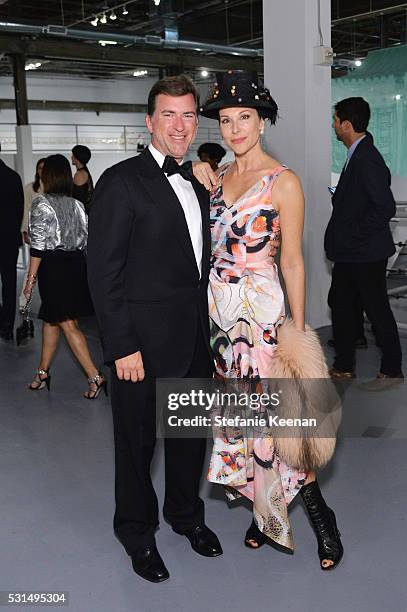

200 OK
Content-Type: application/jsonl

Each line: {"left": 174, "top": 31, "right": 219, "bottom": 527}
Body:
{"left": 335, "top": 97, "right": 371, "bottom": 132}
{"left": 147, "top": 74, "right": 200, "bottom": 116}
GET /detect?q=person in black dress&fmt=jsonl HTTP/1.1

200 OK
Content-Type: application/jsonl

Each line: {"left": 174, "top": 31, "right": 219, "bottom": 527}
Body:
{"left": 197, "top": 142, "right": 226, "bottom": 171}
{"left": 71, "top": 145, "right": 94, "bottom": 214}
{"left": 23, "top": 154, "right": 105, "bottom": 399}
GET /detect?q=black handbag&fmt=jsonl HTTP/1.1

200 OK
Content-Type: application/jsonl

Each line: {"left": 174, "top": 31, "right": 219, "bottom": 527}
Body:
{"left": 16, "top": 296, "right": 34, "bottom": 346}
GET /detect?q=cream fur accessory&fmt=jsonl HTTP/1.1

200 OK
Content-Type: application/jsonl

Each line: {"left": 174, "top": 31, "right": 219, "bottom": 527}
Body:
{"left": 267, "top": 318, "right": 342, "bottom": 472}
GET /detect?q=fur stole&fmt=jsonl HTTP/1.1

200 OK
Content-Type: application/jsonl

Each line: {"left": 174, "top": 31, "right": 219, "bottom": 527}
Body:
{"left": 267, "top": 318, "right": 342, "bottom": 473}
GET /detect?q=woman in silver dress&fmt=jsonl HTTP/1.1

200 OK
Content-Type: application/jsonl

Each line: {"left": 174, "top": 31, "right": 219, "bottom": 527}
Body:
{"left": 24, "top": 154, "right": 106, "bottom": 399}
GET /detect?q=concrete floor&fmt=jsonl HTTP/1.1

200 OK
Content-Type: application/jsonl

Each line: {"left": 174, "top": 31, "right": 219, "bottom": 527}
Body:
{"left": 1, "top": 284, "right": 407, "bottom": 611}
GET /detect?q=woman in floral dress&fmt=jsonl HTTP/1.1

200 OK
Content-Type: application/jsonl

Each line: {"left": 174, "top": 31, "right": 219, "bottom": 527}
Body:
{"left": 197, "top": 70, "right": 343, "bottom": 570}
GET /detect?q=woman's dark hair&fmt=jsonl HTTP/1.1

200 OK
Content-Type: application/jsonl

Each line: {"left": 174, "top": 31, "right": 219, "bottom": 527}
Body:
{"left": 72, "top": 145, "right": 91, "bottom": 165}
{"left": 334, "top": 97, "right": 371, "bottom": 132}
{"left": 33, "top": 157, "right": 46, "bottom": 193}
{"left": 148, "top": 74, "right": 200, "bottom": 116}
{"left": 42, "top": 154, "right": 73, "bottom": 196}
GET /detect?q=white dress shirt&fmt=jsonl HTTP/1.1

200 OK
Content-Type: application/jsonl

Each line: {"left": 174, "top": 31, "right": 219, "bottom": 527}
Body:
{"left": 148, "top": 144, "right": 202, "bottom": 276}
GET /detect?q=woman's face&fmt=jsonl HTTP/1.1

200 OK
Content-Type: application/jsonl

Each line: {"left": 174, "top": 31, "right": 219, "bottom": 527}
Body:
{"left": 37, "top": 162, "right": 45, "bottom": 178}
{"left": 219, "top": 107, "right": 264, "bottom": 156}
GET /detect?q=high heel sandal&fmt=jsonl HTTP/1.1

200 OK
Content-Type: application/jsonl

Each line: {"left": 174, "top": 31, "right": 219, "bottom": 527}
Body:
{"left": 29, "top": 369, "right": 51, "bottom": 391}
{"left": 83, "top": 372, "right": 108, "bottom": 400}
{"left": 244, "top": 519, "right": 268, "bottom": 549}
{"left": 300, "top": 480, "right": 344, "bottom": 571}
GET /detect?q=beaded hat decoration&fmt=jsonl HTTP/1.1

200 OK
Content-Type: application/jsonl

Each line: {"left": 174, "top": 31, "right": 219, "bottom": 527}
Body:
{"left": 200, "top": 70, "right": 278, "bottom": 123}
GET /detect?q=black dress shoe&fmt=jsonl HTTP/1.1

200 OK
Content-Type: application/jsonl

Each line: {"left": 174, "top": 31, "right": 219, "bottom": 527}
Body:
{"left": 131, "top": 546, "right": 170, "bottom": 583}
{"left": 179, "top": 525, "right": 223, "bottom": 557}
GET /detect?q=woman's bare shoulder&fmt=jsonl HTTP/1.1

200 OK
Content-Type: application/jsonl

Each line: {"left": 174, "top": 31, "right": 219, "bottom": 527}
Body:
{"left": 74, "top": 169, "right": 89, "bottom": 186}
{"left": 274, "top": 168, "right": 303, "bottom": 194}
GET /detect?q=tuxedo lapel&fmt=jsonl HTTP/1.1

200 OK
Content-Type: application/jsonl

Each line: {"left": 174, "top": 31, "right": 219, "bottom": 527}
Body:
{"left": 138, "top": 149, "right": 199, "bottom": 271}
{"left": 191, "top": 178, "right": 210, "bottom": 279}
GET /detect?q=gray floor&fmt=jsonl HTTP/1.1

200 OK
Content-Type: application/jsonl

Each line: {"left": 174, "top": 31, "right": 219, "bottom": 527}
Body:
{"left": 1, "top": 292, "right": 407, "bottom": 611}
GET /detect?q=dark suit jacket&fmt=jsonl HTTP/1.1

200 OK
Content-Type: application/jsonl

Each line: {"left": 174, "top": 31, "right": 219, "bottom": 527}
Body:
{"left": 0, "top": 159, "right": 24, "bottom": 252}
{"left": 87, "top": 148, "right": 211, "bottom": 377}
{"left": 324, "top": 134, "right": 396, "bottom": 263}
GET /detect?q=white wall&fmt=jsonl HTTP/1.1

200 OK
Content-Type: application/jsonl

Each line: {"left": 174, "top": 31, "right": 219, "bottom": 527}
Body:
{"left": 0, "top": 75, "right": 223, "bottom": 182}
{"left": 0, "top": 75, "right": 157, "bottom": 104}
{"left": 390, "top": 176, "right": 407, "bottom": 202}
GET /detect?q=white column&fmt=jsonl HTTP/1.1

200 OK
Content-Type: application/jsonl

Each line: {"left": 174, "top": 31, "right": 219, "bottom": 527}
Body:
{"left": 263, "top": 0, "right": 332, "bottom": 328}
{"left": 15, "top": 124, "right": 34, "bottom": 186}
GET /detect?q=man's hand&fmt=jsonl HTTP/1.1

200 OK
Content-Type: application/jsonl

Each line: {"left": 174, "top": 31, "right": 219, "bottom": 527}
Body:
{"left": 192, "top": 161, "right": 218, "bottom": 191}
{"left": 115, "top": 351, "right": 145, "bottom": 383}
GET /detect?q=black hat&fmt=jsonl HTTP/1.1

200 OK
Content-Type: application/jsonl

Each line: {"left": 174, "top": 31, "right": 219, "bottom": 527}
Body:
{"left": 200, "top": 70, "right": 278, "bottom": 123}
{"left": 72, "top": 145, "right": 91, "bottom": 165}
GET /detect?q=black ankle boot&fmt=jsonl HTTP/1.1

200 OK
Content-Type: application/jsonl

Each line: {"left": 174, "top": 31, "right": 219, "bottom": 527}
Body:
{"left": 300, "top": 481, "right": 343, "bottom": 570}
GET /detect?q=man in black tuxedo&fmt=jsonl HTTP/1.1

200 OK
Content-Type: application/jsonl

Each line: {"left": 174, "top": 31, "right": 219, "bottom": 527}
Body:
{"left": 87, "top": 75, "right": 222, "bottom": 583}
{"left": 325, "top": 97, "right": 403, "bottom": 386}
{"left": 0, "top": 149, "right": 24, "bottom": 340}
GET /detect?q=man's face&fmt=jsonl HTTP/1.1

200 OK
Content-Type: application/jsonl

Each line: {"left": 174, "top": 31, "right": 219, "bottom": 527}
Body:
{"left": 145, "top": 93, "right": 198, "bottom": 161}
{"left": 333, "top": 112, "right": 346, "bottom": 142}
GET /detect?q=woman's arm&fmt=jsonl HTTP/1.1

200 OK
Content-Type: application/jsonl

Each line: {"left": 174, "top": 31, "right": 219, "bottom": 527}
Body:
{"left": 274, "top": 171, "right": 306, "bottom": 331}
{"left": 24, "top": 196, "right": 53, "bottom": 299}
{"left": 23, "top": 256, "right": 41, "bottom": 299}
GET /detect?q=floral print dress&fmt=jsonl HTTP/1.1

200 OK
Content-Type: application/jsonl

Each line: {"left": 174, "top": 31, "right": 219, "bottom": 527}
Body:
{"left": 207, "top": 164, "right": 306, "bottom": 550}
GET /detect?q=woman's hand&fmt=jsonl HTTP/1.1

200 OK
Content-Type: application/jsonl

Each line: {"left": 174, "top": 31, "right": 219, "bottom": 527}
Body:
{"left": 23, "top": 275, "right": 37, "bottom": 300}
{"left": 192, "top": 161, "right": 218, "bottom": 191}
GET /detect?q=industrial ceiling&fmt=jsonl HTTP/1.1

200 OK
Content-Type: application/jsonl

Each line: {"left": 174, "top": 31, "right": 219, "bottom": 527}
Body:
{"left": 0, "top": 0, "right": 406, "bottom": 80}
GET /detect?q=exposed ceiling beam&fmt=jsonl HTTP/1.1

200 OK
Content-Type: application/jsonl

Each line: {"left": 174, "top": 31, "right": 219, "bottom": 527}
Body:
{"left": 332, "top": 3, "right": 407, "bottom": 26}
{"left": 0, "top": 98, "right": 148, "bottom": 112}
{"left": 0, "top": 34, "right": 263, "bottom": 71}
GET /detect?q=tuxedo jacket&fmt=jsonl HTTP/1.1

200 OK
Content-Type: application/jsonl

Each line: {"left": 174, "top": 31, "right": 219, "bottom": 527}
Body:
{"left": 324, "top": 134, "right": 396, "bottom": 263}
{"left": 0, "top": 159, "right": 24, "bottom": 252}
{"left": 87, "top": 148, "right": 211, "bottom": 377}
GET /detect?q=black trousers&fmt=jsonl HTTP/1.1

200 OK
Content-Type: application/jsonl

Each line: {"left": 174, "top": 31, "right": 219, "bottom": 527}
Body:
{"left": 331, "top": 260, "right": 402, "bottom": 376}
{"left": 0, "top": 247, "right": 19, "bottom": 330}
{"left": 328, "top": 285, "right": 365, "bottom": 341}
{"left": 111, "top": 323, "right": 213, "bottom": 555}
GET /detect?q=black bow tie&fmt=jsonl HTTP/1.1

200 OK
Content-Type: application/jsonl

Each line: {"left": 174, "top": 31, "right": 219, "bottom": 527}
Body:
{"left": 162, "top": 155, "right": 194, "bottom": 182}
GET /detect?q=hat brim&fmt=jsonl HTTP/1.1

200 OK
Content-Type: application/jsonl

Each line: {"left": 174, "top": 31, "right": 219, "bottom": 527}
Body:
{"left": 200, "top": 100, "right": 277, "bottom": 120}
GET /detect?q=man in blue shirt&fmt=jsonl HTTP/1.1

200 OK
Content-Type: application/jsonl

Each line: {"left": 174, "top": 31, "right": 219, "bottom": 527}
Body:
{"left": 324, "top": 97, "right": 403, "bottom": 387}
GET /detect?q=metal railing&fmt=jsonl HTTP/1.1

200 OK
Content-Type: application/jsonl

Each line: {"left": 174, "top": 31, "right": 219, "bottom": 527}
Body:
{"left": 0, "top": 122, "right": 222, "bottom": 155}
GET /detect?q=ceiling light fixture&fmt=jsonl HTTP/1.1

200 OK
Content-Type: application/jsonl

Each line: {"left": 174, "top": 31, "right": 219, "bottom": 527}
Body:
{"left": 90, "top": 15, "right": 98, "bottom": 26}
{"left": 110, "top": 10, "right": 117, "bottom": 20}
{"left": 395, "top": 94, "right": 402, "bottom": 100}
{"left": 99, "top": 40, "right": 118, "bottom": 46}
{"left": 122, "top": 5, "right": 128, "bottom": 15}
{"left": 201, "top": 69, "right": 209, "bottom": 77}
{"left": 133, "top": 69, "right": 148, "bottom": 77}
{"left": 100, "top": 12, "right": 107, "bottom": 24}
{"left": 25, "top": 61, "right": 42, "bottom": 71}
{"left": 154, "top": 0, "right": 161, "bottom": 5}
{"left": 354, "top": 59, "right": 362, "bottom": 67}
